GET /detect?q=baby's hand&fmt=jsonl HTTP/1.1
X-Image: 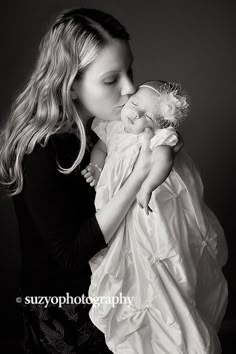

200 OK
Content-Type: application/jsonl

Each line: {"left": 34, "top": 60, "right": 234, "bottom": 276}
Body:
{"left": 81, "top": 163, "right": 102, "bottom": 187}
{"left": 136, "top": 186, "right": 153, "bottom": 215}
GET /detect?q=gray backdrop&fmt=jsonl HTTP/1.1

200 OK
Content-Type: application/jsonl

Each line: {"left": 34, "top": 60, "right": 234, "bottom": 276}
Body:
{"left": 0, "top": 0, "right": 234, "bottom": 339}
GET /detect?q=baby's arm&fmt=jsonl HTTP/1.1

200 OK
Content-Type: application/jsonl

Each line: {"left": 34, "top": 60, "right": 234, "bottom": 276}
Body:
{"left": 136, "top": 145, "right": 173, "bottom": 214}
{"left": 81, "top": 139, "right": 107, "bottom": 187}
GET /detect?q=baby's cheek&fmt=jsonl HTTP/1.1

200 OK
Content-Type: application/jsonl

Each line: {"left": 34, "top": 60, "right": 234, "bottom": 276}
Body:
{"left": 139, "top": 118, "right": 149, "bottom": 129}
{"left": 120, "top": 108, "right": 126, "bottom": 122}
{"left": 133, "top": 120, "right": 145, "bottom": 134}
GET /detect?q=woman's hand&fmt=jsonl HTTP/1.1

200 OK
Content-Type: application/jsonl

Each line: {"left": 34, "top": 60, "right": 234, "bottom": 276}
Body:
{"left": 172, "top": 132, "right": 184, "bottom": 157}
{"left": 81, "top": 163, "right": 101, "bottom": 187}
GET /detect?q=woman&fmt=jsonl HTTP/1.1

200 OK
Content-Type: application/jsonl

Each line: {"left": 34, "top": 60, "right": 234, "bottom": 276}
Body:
{"left": 0, "top": 8, "right": 182, "bottom": 353}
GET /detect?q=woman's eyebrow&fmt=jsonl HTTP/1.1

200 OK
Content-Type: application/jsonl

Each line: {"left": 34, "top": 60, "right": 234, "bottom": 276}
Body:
{"left": 99, "top": 70, "right": 120, "bottom": 79}
{"left": 99, "top": 56, "right": 134, "bottom": 79}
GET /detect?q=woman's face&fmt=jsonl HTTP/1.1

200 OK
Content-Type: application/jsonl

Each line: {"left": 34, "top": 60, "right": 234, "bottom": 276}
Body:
{"left": 72, "top": 39, "right": 135, "bottom": 122}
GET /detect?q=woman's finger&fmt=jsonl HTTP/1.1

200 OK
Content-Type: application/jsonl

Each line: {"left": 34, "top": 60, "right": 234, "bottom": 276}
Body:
{"left": 144, "top": 202, "right": 152, "bottom": 215}
{"left": 81, "top": 165, "right": 92, "bottom": 175}
{"left": 137, "top": 200, "right": 143, "bottom": 209}
{"left": 84, "top": 171, "right": 93, "bottom": 178}
{"left": 173, "top": 132, "right": 184, "bottom": 154}
{"left": 90, "top": 180, "right": 96, "bottom": 187}
{"left": 86, "top": 176, "right": 94, "bottom": 183}
{"left": 144, "top": 206, "right": 149, "bottom": 215}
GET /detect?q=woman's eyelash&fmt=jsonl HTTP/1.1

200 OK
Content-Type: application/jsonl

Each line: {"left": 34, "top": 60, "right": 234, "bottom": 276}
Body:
{"left": 104, "top": 78, "right": 117, "bottom": 85}
{"left": 104, "top": 67, "right": 133, "bottom": 85}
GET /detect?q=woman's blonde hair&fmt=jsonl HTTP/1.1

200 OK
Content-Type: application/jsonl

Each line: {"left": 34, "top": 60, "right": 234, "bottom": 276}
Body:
{"left": 0, "top": 8, "right": 129, "bottom": 195}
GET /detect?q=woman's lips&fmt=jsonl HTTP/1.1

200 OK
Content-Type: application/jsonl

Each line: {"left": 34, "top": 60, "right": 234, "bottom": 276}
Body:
{"left": 116, "top": 104, "right": 125, "bottom": 111}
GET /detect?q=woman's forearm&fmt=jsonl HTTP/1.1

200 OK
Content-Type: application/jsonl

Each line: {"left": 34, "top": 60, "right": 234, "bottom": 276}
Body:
{"left": 95, "top": 172, "right": 144, "bottom": 243}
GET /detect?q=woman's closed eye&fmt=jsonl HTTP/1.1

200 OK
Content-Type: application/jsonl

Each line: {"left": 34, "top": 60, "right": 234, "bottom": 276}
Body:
{"left": 104, "top": 65, "right": 133, "bottom": 86}
{"left": 104, "top": 77, "right": 118, "bottom": 85}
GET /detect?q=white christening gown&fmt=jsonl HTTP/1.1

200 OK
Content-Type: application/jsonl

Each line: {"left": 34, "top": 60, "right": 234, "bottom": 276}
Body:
{"left": 88, "top": 118, "right": 228, "bottom": 354}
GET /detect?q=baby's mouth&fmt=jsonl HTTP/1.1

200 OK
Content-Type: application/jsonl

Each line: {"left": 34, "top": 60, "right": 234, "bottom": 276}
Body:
{"left": 127, "top": 117, "right": 134, "bottom": 124}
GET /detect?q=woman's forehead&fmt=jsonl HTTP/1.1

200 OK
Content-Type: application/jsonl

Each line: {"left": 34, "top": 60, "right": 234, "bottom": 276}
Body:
{"left": 89, "top": 39, "right": 133, "bottom": 77}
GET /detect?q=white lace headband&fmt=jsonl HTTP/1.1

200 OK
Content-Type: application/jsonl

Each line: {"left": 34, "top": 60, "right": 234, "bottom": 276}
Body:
{"left": 138, "top": 82, "right": 189, "bottom": 128}
{"left": 139, "top": 84, "right": 161, "bottom": 96}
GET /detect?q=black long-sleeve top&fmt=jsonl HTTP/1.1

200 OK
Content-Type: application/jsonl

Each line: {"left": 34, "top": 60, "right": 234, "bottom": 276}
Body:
{"left": 13, "top": 132, "right": 107, "bottom": 296}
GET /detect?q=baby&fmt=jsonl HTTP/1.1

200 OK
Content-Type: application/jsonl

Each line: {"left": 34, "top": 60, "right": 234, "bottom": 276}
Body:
{"left": 81, "top": 80, "right": 227, "bottom": 354}
{"left": 84, "top": 80, "right": 188, "bottom": 214}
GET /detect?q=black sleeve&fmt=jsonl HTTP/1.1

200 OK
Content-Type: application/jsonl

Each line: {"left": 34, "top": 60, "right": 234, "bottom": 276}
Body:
{"left": 22, "top": 140, "right": 107, "bottom": 272}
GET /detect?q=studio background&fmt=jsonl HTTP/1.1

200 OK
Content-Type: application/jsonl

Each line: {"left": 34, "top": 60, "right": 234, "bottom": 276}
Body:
{"left": 0, "top": 0, "right": 234, "bottom": 346}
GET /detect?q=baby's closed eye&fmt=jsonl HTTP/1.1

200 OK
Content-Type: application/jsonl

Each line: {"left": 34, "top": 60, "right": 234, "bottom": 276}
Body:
{"left": 131, "top": 99, "right": 138, "bottom": 106}
{"left": 145, "top": 113, "right": 154, "bottom": 121}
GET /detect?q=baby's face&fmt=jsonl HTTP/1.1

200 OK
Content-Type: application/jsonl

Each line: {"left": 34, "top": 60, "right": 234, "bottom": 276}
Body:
{"left": 121, "top": 87, "right": 158, "bottom": 134}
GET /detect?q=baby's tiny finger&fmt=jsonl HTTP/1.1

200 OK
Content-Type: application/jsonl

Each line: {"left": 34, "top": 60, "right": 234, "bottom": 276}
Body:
{"left": 137, "top": 200, "right": 143, "bottom": 209}
{"left": 90, "top": 180, "right": 96, "bottom": 187}
{"left": 144, "top": 204, "right": 149, "bottom": 215}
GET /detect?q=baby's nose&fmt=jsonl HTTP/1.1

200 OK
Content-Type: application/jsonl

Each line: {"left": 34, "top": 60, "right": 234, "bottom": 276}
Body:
{"left": 130, "top": 110, "right": 139, "bottom": 120}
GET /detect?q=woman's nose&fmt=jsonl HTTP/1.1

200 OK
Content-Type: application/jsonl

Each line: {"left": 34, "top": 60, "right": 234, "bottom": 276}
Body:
{"left": 121, "top": 77, "right": 136, "bottom": 96}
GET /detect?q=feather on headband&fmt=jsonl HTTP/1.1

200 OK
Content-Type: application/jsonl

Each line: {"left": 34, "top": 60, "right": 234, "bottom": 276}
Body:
{"left": 139, "top": 82, "right": 190, "bottom": 128}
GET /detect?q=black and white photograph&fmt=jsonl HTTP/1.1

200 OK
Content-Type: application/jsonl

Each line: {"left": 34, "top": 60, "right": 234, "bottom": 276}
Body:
{"left": 0, "top": 1, "right": 234, "bottom": 353}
